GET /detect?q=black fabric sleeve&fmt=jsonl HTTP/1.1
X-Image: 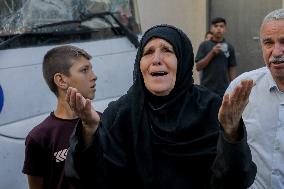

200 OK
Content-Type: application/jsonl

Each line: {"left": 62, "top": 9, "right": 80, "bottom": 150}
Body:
{"left": 228, "top": 44, "right": 237, "bottom": 67}
{"left": 65, "top": 98, "right": 132, "bottom": 189}
{"left": 211, "top": 120, "right": 257, "bottom": 189}
{"left": 65, "top": 120, "right": 103, "bottom": 189}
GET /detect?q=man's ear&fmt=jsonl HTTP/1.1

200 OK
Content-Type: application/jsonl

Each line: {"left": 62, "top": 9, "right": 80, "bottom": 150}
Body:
{"left": 54, "top": 73, "right": 68, "bottom": 90}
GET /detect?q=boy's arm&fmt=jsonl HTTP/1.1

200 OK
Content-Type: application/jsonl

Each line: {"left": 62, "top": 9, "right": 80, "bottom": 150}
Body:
{"left": 228, "top": 66, "right": 237, "bottom": 82}
{"left": 228, "top": 45, "right": 237, "bottom": 82}
{"left": 27, "top": 175, "right": 44, "bottom": 189}
{"left": 196, "top": 43, "right": 222, "bottom": 71}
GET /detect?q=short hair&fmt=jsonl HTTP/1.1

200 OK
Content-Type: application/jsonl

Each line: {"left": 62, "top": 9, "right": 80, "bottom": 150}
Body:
{"left": 211, "top": 17, "right": 226, "bottom": 25}
{"left": 205, "top": 31, "right": 213, "bottom": 37}
{"left": 42, "top": 45, "right": 92, "bottom": 96}
{"left": 262, "top": 9, "right": 284, "bottom": 23}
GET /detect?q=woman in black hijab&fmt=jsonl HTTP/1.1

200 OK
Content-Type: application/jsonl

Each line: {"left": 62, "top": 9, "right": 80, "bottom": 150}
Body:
{"left": 65, "top": 25, "right": 256, "bottom": 189}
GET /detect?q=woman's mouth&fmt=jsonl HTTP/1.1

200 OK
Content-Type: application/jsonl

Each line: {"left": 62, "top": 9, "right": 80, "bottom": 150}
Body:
{"left": 150, "top": 71, "right": 168, "bottom": 77}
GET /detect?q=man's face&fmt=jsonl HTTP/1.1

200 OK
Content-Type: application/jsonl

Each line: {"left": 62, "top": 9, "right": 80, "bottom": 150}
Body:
{"left": 261, "top": 19, "right": 284, "bottom": 82}
{"left": 66, "top": 57, "right": 97, "bottom": 100}
{"left": 211, "top": 22, "right": 226, "bottom": 38}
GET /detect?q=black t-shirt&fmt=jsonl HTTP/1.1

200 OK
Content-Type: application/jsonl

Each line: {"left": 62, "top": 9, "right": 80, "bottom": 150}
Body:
{"left": 195, "top": 39, "right": 237, "bottom": 96}
{"left": 23, "top": 112, "right": 78, "bottom": 189}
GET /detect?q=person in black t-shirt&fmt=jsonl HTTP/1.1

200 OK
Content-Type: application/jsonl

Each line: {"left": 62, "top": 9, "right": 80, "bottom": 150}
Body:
{"left": 22, "top": 45, "right": 99, "bottom": 189}
{"left": 195, "top": 17, "right": 237, "bottom": 97}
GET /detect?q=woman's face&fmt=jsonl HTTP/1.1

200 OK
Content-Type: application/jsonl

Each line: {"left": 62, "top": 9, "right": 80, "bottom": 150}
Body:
{"left": 140, "top": 38, "right": 178, "bottom": 96}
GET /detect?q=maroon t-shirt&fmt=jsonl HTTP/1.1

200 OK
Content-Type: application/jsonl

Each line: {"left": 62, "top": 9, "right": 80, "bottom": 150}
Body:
{"left": 23, "top": 112, "right": 78, "bottom": 189}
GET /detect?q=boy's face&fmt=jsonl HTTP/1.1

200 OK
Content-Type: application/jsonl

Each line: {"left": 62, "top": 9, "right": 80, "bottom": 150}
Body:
{"left": 205, "top": 33, "right": 213, "bottom": 41}
{"left": 66, "top": 57, "right": 97, "bottom": 100}
{"left": 211, "top": 22, "right": 226, "bottom": 38}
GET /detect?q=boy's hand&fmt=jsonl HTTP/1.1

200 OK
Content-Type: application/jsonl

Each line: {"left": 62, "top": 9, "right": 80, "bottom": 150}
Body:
{"left": 212, "top": 43, "right": 222, "bottom": 54}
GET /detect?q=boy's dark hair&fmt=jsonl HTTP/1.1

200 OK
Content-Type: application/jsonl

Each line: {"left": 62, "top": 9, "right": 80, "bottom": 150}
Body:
{"left": 211, "top": 17, "right": 226, "bottom": 25}
{"left": 205, "top": 31, "right": 213, "bottom": 37}
{"left": 205, "top": 31, "right": 213, "bottom": 35}
{"left": 42, "top": 45, "right": 92, "bottom": 96}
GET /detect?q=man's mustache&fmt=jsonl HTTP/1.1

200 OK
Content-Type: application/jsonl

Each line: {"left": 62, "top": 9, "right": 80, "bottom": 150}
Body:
{"left": 269, "top": 56, "right": 284, "bottom": 65}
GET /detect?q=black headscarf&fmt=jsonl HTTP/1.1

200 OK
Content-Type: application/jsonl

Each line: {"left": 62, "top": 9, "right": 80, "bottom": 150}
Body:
{"left": 125, "top": 25, "right": 220, "bottom": 187}
{"left": 133, "top": 24, "right": 194, "bottom": 99}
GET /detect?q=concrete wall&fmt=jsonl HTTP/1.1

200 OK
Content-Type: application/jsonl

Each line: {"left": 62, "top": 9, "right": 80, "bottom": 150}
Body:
{"left": 136, "top": 0, "right": 207, "bottom": 84}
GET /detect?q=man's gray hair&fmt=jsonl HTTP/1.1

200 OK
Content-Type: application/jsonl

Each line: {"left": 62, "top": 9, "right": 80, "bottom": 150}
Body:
{"left": 263, "top": 9, "right": 284, "bottom": 23}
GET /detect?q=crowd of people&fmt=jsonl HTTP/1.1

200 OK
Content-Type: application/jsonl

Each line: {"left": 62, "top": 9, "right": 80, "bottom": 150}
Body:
{"left": 22, "top": 8, "right": 284, "bottom": 189}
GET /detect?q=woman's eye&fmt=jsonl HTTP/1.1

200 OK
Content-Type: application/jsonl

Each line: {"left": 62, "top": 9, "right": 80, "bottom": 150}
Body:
{"left": 142, "top": 49, "right": 153, "bottom": 56}
{"left": 162, "top": 47, "right": 174, "bottom": 53}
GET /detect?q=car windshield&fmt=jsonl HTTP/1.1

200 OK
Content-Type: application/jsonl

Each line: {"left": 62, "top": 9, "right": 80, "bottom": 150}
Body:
{"left": 0, "top": 0, "right": 140, "bottom": 49}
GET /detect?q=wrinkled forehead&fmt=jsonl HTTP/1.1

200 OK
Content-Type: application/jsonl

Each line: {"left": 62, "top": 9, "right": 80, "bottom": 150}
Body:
{"left": 260, "top": 19, "right": 284, "bottom": 38}
{"left": 139, "top": 26, "right": 183, "bottom": 63}
{"left": 261, "top": 9, "right": 284, "bottom": 32}
{"left": 142, "top": 37, "right": 173, "bottom": 50}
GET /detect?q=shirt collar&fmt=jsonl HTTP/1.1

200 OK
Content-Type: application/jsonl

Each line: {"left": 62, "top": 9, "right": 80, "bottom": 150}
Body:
{"left": 211, "top": 38, "right": 225, "bottom": 43}
{"left": 267, "top": 69, "right": 280, "bottom": 92}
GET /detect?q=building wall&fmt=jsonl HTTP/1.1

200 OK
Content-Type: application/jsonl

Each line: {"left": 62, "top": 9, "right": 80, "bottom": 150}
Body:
{"left": 136, "top": 0, "right": 207, "bottom": 84}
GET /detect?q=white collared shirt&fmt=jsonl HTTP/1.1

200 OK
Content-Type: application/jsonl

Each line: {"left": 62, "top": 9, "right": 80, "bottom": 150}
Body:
{"left": 226, "top": 67, "right": 284, "bottom": 189}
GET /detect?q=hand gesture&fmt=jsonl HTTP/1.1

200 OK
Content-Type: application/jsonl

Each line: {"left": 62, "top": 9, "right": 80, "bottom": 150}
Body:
{"left": 66, "top": 87, "right": 100, "bottom": 131}
{"left": 212, "top": 43, "right": 222, "bottom": 54}
{"left": 218, "top": 80, "right": 254, "bottom": 141}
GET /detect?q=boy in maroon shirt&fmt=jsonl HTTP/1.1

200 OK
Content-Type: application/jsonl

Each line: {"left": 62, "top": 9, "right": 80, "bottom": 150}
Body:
{"left": 22, "top": 45, "right": 98, "bottom": 189}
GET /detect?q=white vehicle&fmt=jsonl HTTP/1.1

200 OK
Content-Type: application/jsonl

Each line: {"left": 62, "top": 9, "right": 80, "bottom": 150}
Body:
{"left": 0, "top": 2, "right": 139, "bottom": 188}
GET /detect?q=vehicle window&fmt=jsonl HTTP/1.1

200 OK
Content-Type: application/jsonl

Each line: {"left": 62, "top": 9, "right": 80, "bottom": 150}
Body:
{"left": 0, "top": 0, "right": 140, "bottom": 49}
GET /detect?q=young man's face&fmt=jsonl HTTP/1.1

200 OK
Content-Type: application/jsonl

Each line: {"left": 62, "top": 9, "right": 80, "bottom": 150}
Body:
{"left": 66, "top": 57, "right": 97, "bottom": 100}
{"left": 211, "top": 22, "right": 226, "bottom": 39}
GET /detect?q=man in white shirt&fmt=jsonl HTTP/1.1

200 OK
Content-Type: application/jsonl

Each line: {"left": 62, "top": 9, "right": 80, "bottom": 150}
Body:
{"left": 225, "top": 9, "right": 284, "bottom": 189}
